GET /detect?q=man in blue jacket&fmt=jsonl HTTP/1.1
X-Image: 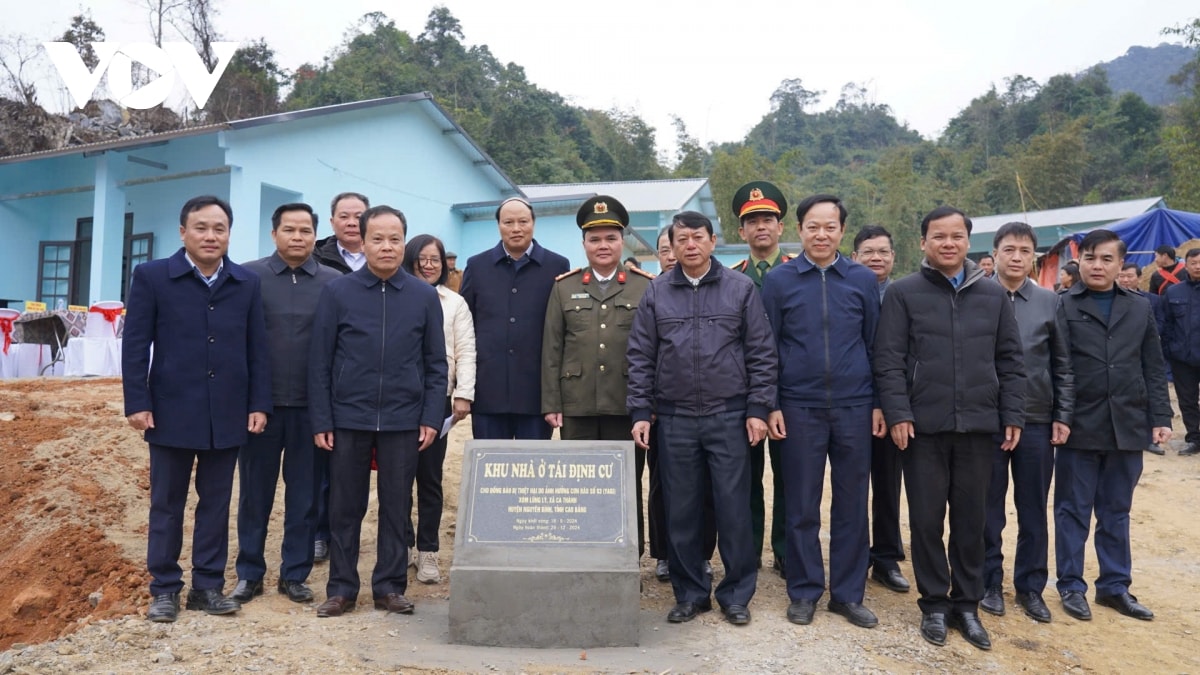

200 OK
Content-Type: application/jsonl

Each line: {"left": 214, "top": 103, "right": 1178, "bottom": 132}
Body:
{"left": 762, "top": 194, "right": 882, "bottom": 630}
{"left": 122, "top": 195, "right": 272, "bottom": 623}
{"left": 460, "top": 197, "right": 570, "bottom": 440}
{"left": 1162, "top": 248, "right": 1200, "bottom": 457}
{"left": 308, "top": 205, "right": 448, "bottom": 618}
{"left": 627, "top": 211, "right": 778, "bottom": 627}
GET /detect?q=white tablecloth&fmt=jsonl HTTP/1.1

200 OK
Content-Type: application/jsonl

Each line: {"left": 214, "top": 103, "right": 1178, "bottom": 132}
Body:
{"left": 0, "top": 344, "right": 58, "bottom": 378}
{"left": 63, "top": 337, "right": 122, "bottom": 377}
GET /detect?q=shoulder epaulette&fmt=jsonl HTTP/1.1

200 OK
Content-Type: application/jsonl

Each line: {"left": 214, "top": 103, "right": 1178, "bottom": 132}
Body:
{"left": 781, "top": 253, "right": 793, "bottom": 262}
{"left": 555, "top": 268, "right": 583, "bottom": 282}
{"left": 731, "top": 259, "right": 748, "bottom": 271}
{"left": 628, "top": 267, "right": 655, "bottom": 280}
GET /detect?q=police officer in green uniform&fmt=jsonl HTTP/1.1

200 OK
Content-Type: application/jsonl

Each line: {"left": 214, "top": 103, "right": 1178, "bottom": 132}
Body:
{"left": 542, "top": 195, "right": 654, "bottom": 553}
{"left": 730, "top": 180, "right": 792, "bottom": 576}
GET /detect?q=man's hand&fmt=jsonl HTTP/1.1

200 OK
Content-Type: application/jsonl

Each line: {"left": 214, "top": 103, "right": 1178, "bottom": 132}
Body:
{"left": 127, "top": 410, "right": 154, "bottom": 431}
{"left": 1152, "top": 426, "right": 1173, "bottom": 445}
{"left": 544, "top": 412, "right": 563, "bottom": 429}
{"left": 314, "top": 432, "right": 334, "bottom": 451}
{"left": 872, "top": 408, "right": 887, "bottom": 438}
{"left": 418, "top": 425, "right": 437, "bottom": 451}
{"left": 1051, "top": 422, "right": 1071, "bottom": 446}
{"left": 767, "top": 410, "right": 787, "bottom": 440}
{"left": 248, "top": 412, "right": 267, "bottom": 434}
{"left": 632, "top": 420, "right": 652, "bottom": 449}
{"left": 746, "top": 417, "right": 767, "bottom": 446}
{"left": 1000, "top": 425, "right": 1022, "bottom": 451}
{"left": 890, "top": 421, "right": 915, "bottom": 450}
{"left": 452, "top": 398, "right": 471, "bottom": 422}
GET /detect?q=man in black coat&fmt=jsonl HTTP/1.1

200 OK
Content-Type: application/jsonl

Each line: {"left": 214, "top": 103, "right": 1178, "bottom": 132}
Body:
{"left": 1054, "top": 229, "right": 1173, "bottom": 623}
{"left": 874, "top": 206, "right": 1026, "bottom": 651}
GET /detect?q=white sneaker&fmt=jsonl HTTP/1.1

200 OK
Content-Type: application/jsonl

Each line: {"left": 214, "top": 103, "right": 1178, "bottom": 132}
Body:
{"left": 416, "top": 550, "right": 441, "bottom": 584}
{"left": 408, "top": 548, "right": 418, "bottom": 569}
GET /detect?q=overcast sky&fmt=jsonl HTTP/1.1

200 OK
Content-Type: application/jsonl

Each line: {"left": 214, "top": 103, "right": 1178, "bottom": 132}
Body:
{"left": 9, "top": 0, "right": 1198, "bottom": 155}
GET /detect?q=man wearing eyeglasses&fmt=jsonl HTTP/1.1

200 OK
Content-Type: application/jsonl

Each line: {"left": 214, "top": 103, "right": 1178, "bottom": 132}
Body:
{"left": 851, "top": 226, "right": 911, "bottom": 596}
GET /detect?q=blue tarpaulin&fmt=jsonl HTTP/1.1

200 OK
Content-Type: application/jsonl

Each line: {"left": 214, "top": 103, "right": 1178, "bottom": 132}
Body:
{"left": 1070, "top": 207, "right": 1200, "bottom": 267}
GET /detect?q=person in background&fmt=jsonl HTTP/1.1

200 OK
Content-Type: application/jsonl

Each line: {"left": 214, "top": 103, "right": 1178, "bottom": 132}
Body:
{"left": 444, "top": 252, "right": 462, "bottom": 293}
{"left": 401, "top": 234, "right": 476, "bottom": 584}
{"left": 123, "top": 195, "right": 271, "bottom": 623}
{"left": 459, "top": 197, "right": 570, "bottom": 440}
{"left": 978, "top": 254, "right": 995, "bottom": 278}
{"left": 851, "top": 225, "right": 910, "bottom": 595}
{"left": 233, "top": 203, "right": 341, "bottom": 606}
{"left": 624, "top": 256, "right": 641, "bottom": 270}
{"left": 1058, "top": 262, "right": 1080, "bottom": 293}
{"left": 1150, "top": 245, "right": 1185, "bottom": 295}
{"left": 1161, "top": 248, "right": 1200, "bottom": 457}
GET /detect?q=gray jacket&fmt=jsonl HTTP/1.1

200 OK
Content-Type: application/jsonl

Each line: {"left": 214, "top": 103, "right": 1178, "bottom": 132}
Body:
{"left": 1001, "top": 278, "right": 1074, "bottom": 426}
{"left": 242, "top": 252, "right": 342, "bottom": 407}
{"left": 626, "top": 260, "right": 778, "bottom": 423}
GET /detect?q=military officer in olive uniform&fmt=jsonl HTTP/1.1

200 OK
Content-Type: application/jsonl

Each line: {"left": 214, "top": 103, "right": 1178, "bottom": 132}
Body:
{"left": 543, "top": 195, "right": 654, "bottom": 553}
{"left": 729, "top": 180, "right": 792, "bottom": 576}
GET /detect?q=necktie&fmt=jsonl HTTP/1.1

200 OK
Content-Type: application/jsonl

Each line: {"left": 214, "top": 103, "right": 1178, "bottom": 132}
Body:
{"left": 756, "top": 260, "right": 770, "bottom": 278}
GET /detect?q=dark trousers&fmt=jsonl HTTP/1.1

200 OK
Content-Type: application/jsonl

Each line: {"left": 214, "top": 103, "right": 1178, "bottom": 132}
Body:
{"left": 749, "top": 439, "right": 786, "bottom": 565}
{"left": 657, "top": 411, "right": 757, "bottom": 609}
{"left": 313, "top": 451, "right": 330, "bottom": 543}
{"left": 561, "top": 414, "right": 646, "bottom": 557}
{"left": 236, "top": 407, "right": 317, "bottom": 583}
{"left": 405, "top": 398, "right": 451, "bottom": 553}
{"left": 902, "top": 432, "right": 992, "bottom": 614}
{"left": 983, "top": 423, "right": 1053, "bottom": 594}
{"left": 648, "top": 422, "right": 716, "bottom": 561}
{"left": 1170, "top": 359, "right": 1200, "bottom": 444}
{"left": 326, "top": 429, "right": 419, "bottom": 600}
{"left": 869, "top": 433, "right": 905, "bottom": 573}
{"left": 779, "top": 404, "right": 871, "bottom": 603}
{"left": 1054, "top": 447, "right": 1143, "bottom": 597}
{"left": 147, "top": 444, "right": 238, "bottom": 595}
{"left": 472, "top": 412, "right": 553, "bottom": 440}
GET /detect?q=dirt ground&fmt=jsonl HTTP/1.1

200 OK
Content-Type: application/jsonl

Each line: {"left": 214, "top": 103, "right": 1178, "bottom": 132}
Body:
{"left": 0, "top": 378, "right": 1198, "bottom": 673}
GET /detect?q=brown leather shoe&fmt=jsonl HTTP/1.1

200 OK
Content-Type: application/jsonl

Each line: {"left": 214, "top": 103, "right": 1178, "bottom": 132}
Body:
{"left": 316, "top": 596, "right": 356, "bottom": 617}
{"left": 373, "top": 593, "right": 415, "bottom": 614}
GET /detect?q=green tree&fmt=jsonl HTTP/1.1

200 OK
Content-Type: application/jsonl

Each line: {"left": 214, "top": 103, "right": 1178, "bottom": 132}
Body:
{"left": 204, "top": 39, "right": 285, "bottom": 122}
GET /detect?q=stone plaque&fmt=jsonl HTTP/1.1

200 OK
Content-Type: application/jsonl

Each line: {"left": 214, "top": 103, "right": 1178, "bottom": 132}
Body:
{"left": 462, "top": 448, "right": 627, "bottom": 545}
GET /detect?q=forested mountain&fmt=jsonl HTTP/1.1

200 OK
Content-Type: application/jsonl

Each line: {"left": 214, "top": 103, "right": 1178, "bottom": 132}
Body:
{"left": 1093, "top": 43, "right": 1194, "bottom": 106}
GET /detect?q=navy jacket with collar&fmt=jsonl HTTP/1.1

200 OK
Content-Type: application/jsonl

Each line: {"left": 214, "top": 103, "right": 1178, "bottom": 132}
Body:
{"left": 308, "top": 266, "right": 448, "bottom": 433}
{"left": 459, "top": 239, "right": 570, "bottom": 416}
{"left": 1162, "top": 277, "right": 1200, "bottom": 365}
{"left": 122, "top": 247, "right": 272, "bottom": 450}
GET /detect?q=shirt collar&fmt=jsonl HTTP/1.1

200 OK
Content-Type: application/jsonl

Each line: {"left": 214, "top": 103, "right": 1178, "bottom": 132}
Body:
{"left": 184, "top": 251, "right": 223, "bottom": 285}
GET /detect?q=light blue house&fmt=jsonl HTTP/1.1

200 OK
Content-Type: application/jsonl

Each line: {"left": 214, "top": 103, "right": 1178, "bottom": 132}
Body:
{"left": 969, "top": 196, "right": 1165, "bottom": 255}
{"left": 0, "top": 93, "right": 521, "bottom": 307}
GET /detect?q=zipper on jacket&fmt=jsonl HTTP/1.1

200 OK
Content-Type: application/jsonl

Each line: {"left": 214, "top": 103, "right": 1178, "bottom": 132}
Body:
{"left": 292, "top": 272, "right": 297, "bottom": 285}
{"left": 820, "top": 268, "right": 833, "bottom": 407}
{"left": 377, "top": 282, "right": 387, "bottom": 431}
{"left": 692, "top": 283, "right": 701, "bottom": 414}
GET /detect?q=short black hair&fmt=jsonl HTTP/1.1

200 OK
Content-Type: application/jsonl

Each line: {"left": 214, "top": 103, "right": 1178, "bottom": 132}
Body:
{"left": 403, "top": 234, "right": 448, "bottom": 286}
{"left": 657, "top": 225, "right": 673, "bottom": 246}
{"left": 1122, "top": 262, "right": 1141, "bottom": 274}
{"left": 271, "top": 203, "right": 317, "bottom": 231}
{"left": 853, "top": 225, "right": 892, "bottom": 251}
{"left": 979, "top": 254, "right": 994, "bottom": 262}
{"left": 795, "top": 194, "right": 847, "bottom": 226}
{"left": 669, "top": 211, "right": 714, "bottom": 243}
{"left": 359, "top": 205, "right": 407, "bottom": 239}
{"left": 330, "top": 192, "right": 370, "bottom": 216}
{"left": 1155, "top": 244, "right": 1176, "bottom": 259}
{"left": 992, "top": 221, "right": 1037, "bottom": 250}
{"left": 180, "top": 195, "right": 232, "bottom": 228}
{"left": 624, "top": 256, "right": 640, "bottom": 269}
{"left": 495, "top": 196, "right": 535, "bottom": 221}
{"left": 1061, "top": 261, "right": 1081, "bottom": 286}
{"left": 920, "top": 205, "right": 971, "bottom": 237}
{"left": 1187, "top": 248, "right": 1200, "bottom": 260}
{"left": 1078, "top": 229, "right": 1126, "bottom": 258}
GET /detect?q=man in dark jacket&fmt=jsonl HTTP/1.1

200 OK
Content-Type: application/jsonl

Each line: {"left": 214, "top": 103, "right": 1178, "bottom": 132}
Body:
{"left": 312, "top": 192, "right": 370, "bottom": 274}
{"left": 1055, "top": 229, "right": 1173, "bottom": 623}
{"left": 1162, "top": 248, "right": 1200, "bottom": 457}
{"left": 874, "top": 205, "right": 1026, "bottom": 651}
{"left": 627, "top": 211, "right": 778, "bottom": 627}
{"left": 460, "top": 197, "right": 570, "bottom": 440}
{"left": 1149, "top": 244, "right": 1185, "bottom": 295}
{"left": 123, "top": 195, "right": 272, "bottom": 623}
{"left": 980, "top": 222, "right": 1074, "bottom": 624}
{"left": 309, "top": 205, "right": 448, "bottom": 619}
{"left": 762, "top": 194, "right": 882, "bottom": 630}
{"left": 233, "top": 203, "right": 342, "bottom": 606}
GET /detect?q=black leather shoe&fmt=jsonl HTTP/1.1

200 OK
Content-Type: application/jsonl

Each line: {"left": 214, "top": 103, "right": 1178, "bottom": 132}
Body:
{"left": 316, "top": 595, "right": 356, "bottom": 617}
{"left": 313, "top": 540, "right": 329, "bottom": 562}
{"left": 871, "top": 567, "right": 910, "bottom": 593}
{"left": 920, "top": 612, "right": 947, "bottom": 646}
{"left": 828, "top": 600, "right": 878, "bottom": 628}
{"left": 1146, "top": 443, "right": 1165, "bottom": 455}
{"left": 185, "top": 588, "right": 240, "bottom": 615}
{"left": 374, "top": 593, "right": 415, "bottom": 614}
{"left": 1096, "top": 592, "right": 1154, "bottom": 620}
{"left": 786, "top": 599, "right": 816, "bottom": 625}
{"left": 721, "top": 604, "right": 751, "bottom": 625}
{"left": 1179, "top": 442, "right": 1200, "bottom": 456}
{"left": 980, "top": 586, "right": 1005, "bottom": 616}
{"left": 773, "top": 554, "right": 786, "bottom": 579}
{"left": 230, "top": 579, "right": 264, "bottom": 603}
{"left": 1016, "top": 591, "right": 1052, "bottom": 623}
{"left": 277, "top": 579, "right": 314, "bottom": 603}
{"left": 147, "top": 593, "right": 179, "bottom": 623}
{"left": 1061, "top": 590, "right": 1092, "bottom": 620}
{"left": 655, "top": 559, "right": 670, "bottom": 582}
{"left": 666, "top": 599, "right": 712, "bottom": 623}
{"left": 949, "top": 611, "right": 991, "bottom": 650}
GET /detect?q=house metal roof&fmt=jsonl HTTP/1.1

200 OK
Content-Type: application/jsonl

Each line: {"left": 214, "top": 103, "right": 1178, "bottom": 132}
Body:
{"left": 519, "top": 178, "right": 710, "bottom": 213}
{"left": 971, "top": 196, "right": 1165, "bottom": 234}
